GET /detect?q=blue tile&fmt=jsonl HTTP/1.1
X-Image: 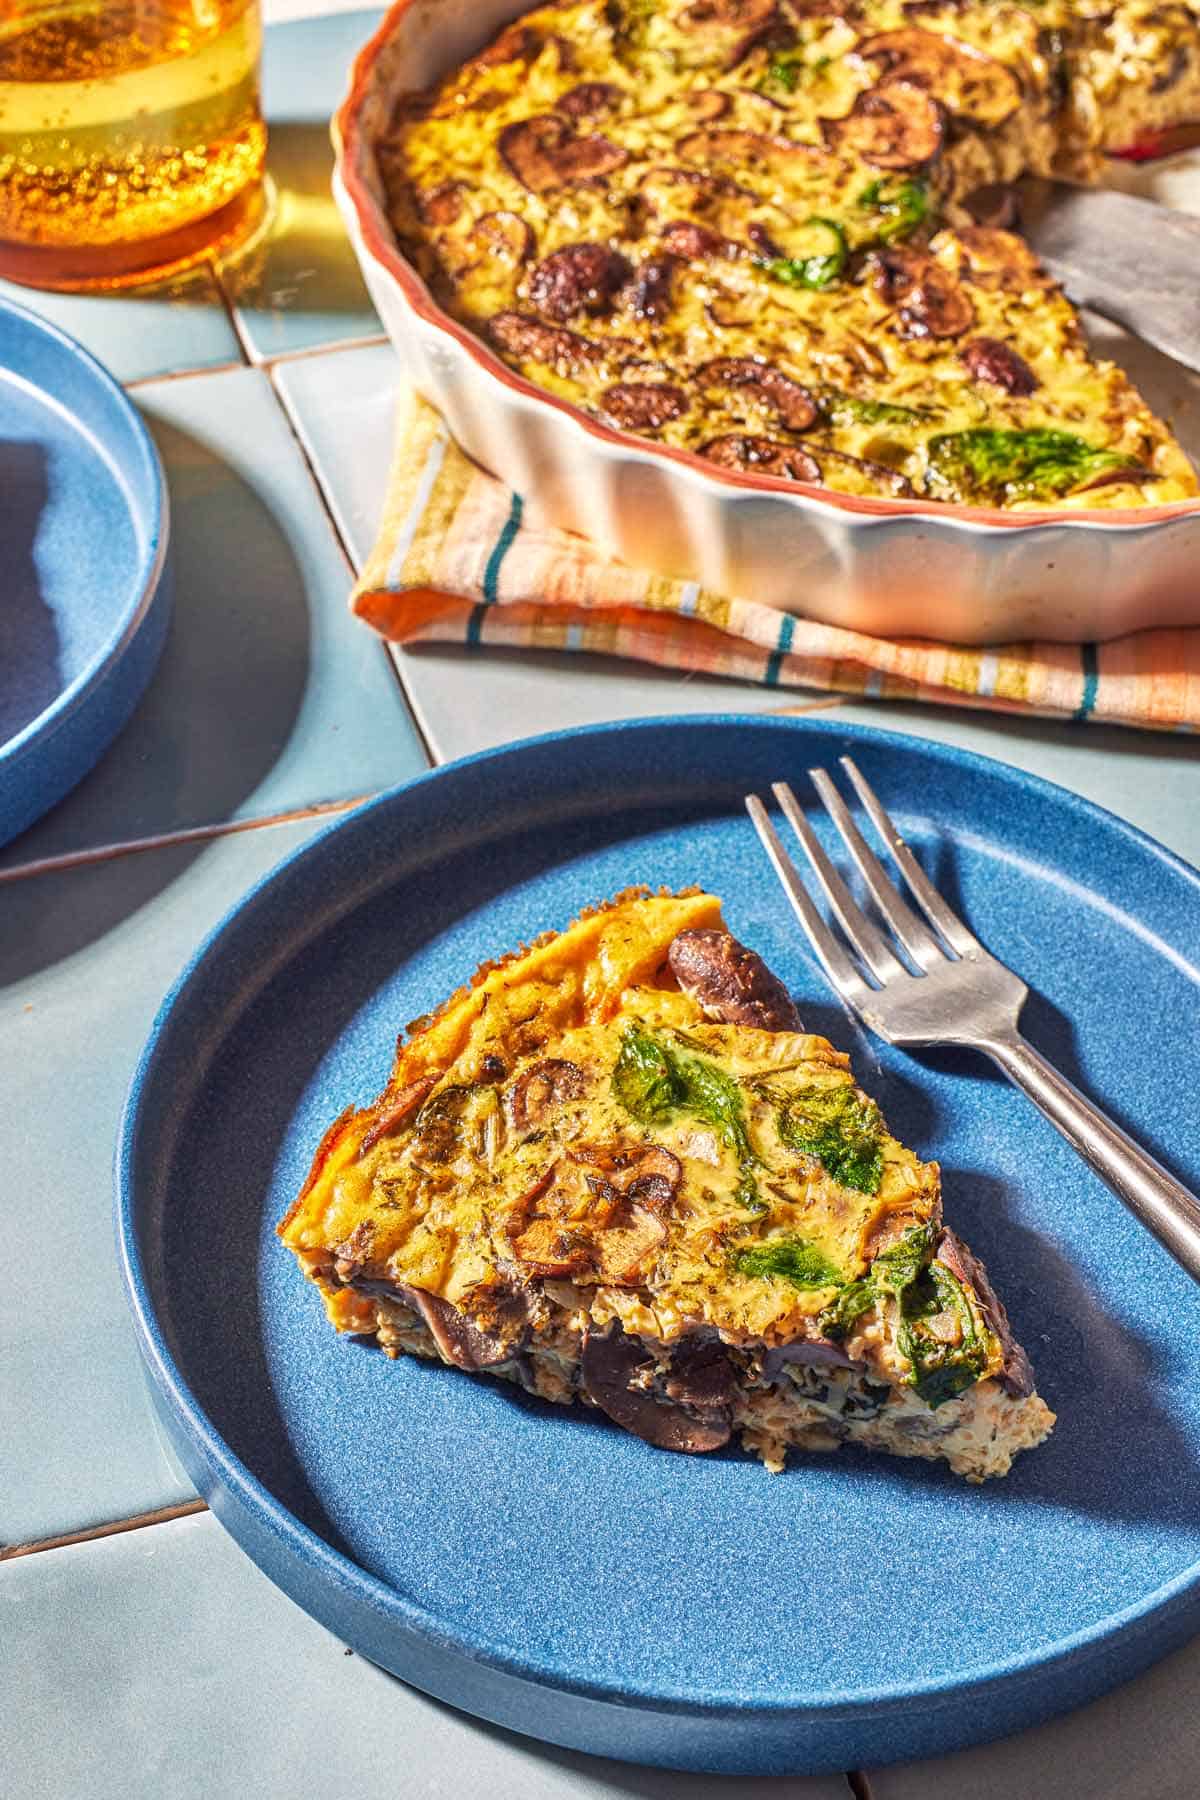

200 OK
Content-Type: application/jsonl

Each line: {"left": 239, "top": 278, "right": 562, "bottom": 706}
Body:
{"left": 0, "top": 818, "right": 325, "bottom": 1547}
{"left": 221, "top": 11, "right": 385, "bottom": 359}
{"left": 273, "top": 341, "right": 841, "bottom": 761}
{"left": 0, "top": 364, "right": 426, "bottom": 870}
{"left": 0, "top": 1512, "right": 848, "bottom": 1800}
{"left": 0, "top": 267, "right": 242, "bottom": 384}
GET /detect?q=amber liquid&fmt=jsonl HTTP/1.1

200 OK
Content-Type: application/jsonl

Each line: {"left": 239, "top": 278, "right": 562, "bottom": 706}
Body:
{"left": 0, "top": 0, "right": 266, "bottom": 287}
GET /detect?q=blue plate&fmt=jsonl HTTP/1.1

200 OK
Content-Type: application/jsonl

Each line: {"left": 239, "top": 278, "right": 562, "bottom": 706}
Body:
{"left": 117, "top": 717, "right": 1200, "bottom": 1775}
{"left": 0, "top": 295, "right": 170, "bottom": 849}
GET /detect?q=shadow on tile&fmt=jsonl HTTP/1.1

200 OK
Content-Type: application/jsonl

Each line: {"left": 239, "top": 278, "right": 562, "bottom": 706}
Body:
{"left": 0, "top": 409, "right": 311, "bottom": 875}
{"left": 0, "top": 439, "right": 62, "bottom": 740}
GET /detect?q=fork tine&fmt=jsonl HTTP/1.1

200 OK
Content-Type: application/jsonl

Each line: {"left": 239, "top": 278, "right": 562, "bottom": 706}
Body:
{"left": 744, "top": 796, "right": 874, "bottom": 1007}
{"left": 839, "top": 756, "right": 981, "bottom": 957}
{"left": 808, "top": 767, "right": 947, "bottom": 972}
{"left": 770, "top": 783, "right": 911, "bottom": 986}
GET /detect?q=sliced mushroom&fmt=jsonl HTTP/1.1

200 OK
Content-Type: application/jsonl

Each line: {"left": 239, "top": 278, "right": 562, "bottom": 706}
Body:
{"left": 664, "top": 1337, "right": 739, "bottom": 1410}
{"left": 821, "top": 79, "right": 944, "bottom": 169}
{"left": 698, "top": 357, "right": 818, "bottom": 431}
{"left": 961, "top": 336, "right": 1038, "bottom": 395}
{"left": 499, "top": 114, "right": 628, "bottom": 192}
{"left": 818, "top": 446, "right": 918, "bottom": 499}
{"left": 509, "top": 1058, "right": 588, "bottom": 1129}
{"left": 669, "top": 927, "right": 803, "bottom": 1030}
{"left": 682, "top": 87, "right": 732, "bottom": 120}
{"left": 581, "top": 1325, "right": 732, "bottom": 1451}
{"left": 556, "top": 80, "right": 624, "bottom": 121}
{"left": 871, "top": 246, "right": 975, "bottom": 339}
{"left": 409, "top": 1083, "right": 475, "bottom": 1164}
{"left": 490, "top": 311, "right": 610, "bottom": 374}
{"left": 602, "top": 382, "right": 689, "bottom": 430}
{"left": 528, "top": 242, "right": 633, "bottom": 321}
{"left": 622, "top": 254, "right": 676, "bottom": 321}
{"left": 934, "top": 1229, "right": 1033, "bottom": 1398}
{"left": 679, "top": 127, "right": 822, "bottom": 172}
{"left": 761, "top": 1338, "right": 860, "bottom": 1379}
{"left": 571, "top": 1143, "right": 684, "bottom": 1211}
{"left": 467, "top": 211, "right": 535, "bottom": 264}
{"left": 857, "top": 28, "right": 1022, "bottom": 127}
{"left": 415, "top": 181, "right": 468, "bottom": 227}
{"left": 358, "top": 1075, "right": 438, "bottom": 1156}
{"left": 659, "top": 219, "right": 730, "bottom": 258}
{"left": 678, "top": 0, "right": 782, "bottom": 68}
{"left": 394, "top": 1285, "right": 517, "bottom": 1370}
{"left": 702, "top": 434, "right": 823, "bottom": 483}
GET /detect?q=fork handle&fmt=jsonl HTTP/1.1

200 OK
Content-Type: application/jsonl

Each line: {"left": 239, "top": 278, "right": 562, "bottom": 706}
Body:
{"left": 984, "top": 1029, "right": 1200, "bottom": 1285}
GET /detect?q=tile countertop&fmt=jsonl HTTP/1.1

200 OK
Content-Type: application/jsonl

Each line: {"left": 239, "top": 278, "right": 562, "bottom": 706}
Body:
{"left": 3, "top": 9, "right": 1199, "bottom": 1799}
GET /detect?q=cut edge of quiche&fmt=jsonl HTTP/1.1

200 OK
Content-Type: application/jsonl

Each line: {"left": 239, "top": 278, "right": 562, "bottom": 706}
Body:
{"left": 280, "top": 889, "right": 1055, "bottom": 1482}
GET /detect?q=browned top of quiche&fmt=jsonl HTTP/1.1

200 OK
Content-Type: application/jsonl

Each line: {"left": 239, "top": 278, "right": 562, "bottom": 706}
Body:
{"left": 373, "top": 0, "right": 1200, "bottom": 509}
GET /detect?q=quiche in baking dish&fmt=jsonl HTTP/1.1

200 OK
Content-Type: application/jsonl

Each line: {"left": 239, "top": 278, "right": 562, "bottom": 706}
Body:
{"left": 374, "top": 0, "right": 1200, "bottom": 510}
{"left": 279, "top": 890, "right": 1055, "bottom": 1481}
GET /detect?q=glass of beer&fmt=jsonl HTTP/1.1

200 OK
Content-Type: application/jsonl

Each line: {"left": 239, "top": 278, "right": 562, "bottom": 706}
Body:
{"left": 0, "top": 0, "right": 267, "bottom": 290}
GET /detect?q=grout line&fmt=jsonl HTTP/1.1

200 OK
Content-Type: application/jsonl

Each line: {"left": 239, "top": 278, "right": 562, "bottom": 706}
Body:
{"left": 264, "top": 368, "right": 440, "bottom": 769}
{"left": 124, "top": 356, "right": 248, "bottom": 390}
{"left": 263, "top": 330, "right": 391, "bottom": 372}
{"left": 0, "top": 795, "right": 370, "bottom": 886}
{"left": 1, "top": 1498, "right": 209, "bottom": 1563}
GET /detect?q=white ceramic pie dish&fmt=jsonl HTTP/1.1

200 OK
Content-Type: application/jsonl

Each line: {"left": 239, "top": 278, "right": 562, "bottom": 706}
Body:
{"left": 333, "top": 0, "right": 1200, "bottom": 645}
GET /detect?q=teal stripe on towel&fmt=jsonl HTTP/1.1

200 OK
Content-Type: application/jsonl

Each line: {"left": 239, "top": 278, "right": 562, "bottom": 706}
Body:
{"left": 482, "top": 492, "right": 523, "bottom": 604}
{"left": 1075, "top": 642, "right": 1099, "bottom": 720}
{"left": 764, "top": 614, "right": 796, "bottom": 687}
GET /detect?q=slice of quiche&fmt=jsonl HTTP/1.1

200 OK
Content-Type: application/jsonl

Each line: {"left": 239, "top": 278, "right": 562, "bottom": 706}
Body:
{"left": 280, "top": 889, "right": 1054, "bottom": 1481}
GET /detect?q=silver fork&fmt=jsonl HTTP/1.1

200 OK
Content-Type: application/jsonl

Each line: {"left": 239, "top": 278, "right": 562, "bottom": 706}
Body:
{"left": 746, "top": 756, "right": 1200, "bottom": 1286}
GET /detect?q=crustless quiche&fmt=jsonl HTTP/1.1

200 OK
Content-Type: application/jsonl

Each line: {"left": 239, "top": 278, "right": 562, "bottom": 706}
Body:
{"left": 280, "top": 890, "right": 1055, "bottom": 1480}
{"left": 372, "top": 0, "right": 1200, "bottom": 509}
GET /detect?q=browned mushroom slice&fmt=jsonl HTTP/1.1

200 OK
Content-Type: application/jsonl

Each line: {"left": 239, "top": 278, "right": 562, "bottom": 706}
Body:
{"left": 467, "top": 211, "right": 535, "bottom": 264}
{"left": 358, "top": 1075, "right": 438, "bottom": 1156}
{"left": 679, "top": 127, "right": 822, "bottom": 172}
{"left": 668, "top": 927, "right": 802, "bottom": 1030}
{"left": 821, "top": 80, "right": 944, "bottom": 169}
{"left": 698, "top": 357, "right": 818, "bottom": 431}
{"left": 602, "top": 382, "right": 689, "bottom": 430}
{"left": 817, "top": 447, "right": 917, "bottom": 499}
{"left": 490, "top": 311, "right": 609, "bottom": 375}
{"left": 414, "top": 181, "right": 469, "bottom": 227}
{"left": 658, "top": 219, "right": 730, "bottom": 258}
{"left": 702, "top": 434, "right": 823, "bottom": 482}
{"left": 682, "top": 87, "right": 732, "bottom": 120}
{"left": 871, "top": 246, "right": 975, "bottom": 338}
{"left": 677, "top": 0, "right": 782, "bottom": 69}
{"left": 499, "top": 115, "right": 629, "bottom": 192}
{"left": 556, "top": 80, "right": 624, "bottom": 121}
{"left": 622, "top": 254, "right": 676, "bottom": 321}
{"left": 664, "top": 1337, "right": 739, "bottom": 1411}
{"left": 935, "top": 1229, "right": 1033, "bottom": 1398}
{"left": 509, "top": 1058, "right": 588, "bottom": 1129}
{"left": 857, "top": 29, "right": 1022, "bottom": 127}
{"left": 961, "top": 336, "right": 1038, "bottom": 395}
{"left": 528, "top": 242, "right": 633, "bottom": 321}
{"left": 581, "top": 1325, "right": 732, "bottom": 1452}
{"left": 570, "top": 1142, "right": 684, "bottom": 1212}
{"left": 395, "top": 1285, "right": 519, "bottom": 1371}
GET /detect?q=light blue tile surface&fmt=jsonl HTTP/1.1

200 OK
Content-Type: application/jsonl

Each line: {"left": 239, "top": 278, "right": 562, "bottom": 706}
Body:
{"left": 0, "top": 364, "right": 425, "bottom": 870}
{"left": 867, "top": 1634, "right": 1200, "bottom": 1800}
{"left": 0, "top": 1512, "right": 850, "bottom": 1800}
{"left": 0, "top": 267, "right": 242, "bottom": 385}
{"left": 273, "top": 341, "right": 840, "bottom": 758}
{"left": 221, "top": 11, "right": 384, "bottom": 359}
{"left": 0, "top": 818, "right": 324, "bottom": 1549}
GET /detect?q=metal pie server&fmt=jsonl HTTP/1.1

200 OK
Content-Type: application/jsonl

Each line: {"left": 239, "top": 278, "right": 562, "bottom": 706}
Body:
{"left": 1018, "top": 179, "right": 1200, "bottom": 375}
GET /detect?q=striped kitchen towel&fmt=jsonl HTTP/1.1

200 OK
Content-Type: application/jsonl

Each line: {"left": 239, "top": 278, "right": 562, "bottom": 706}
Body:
{"left": 353, "top": 389, "right": 1200, "bottom": 730}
